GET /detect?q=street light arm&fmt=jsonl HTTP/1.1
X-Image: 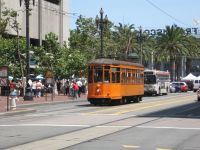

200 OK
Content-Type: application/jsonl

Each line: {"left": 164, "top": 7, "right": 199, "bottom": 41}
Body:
{"left": 104, "top": 15, "right": 108, "bottom": 24}
{"left": 95, "top": 15, "right": 99, "bottom": 28}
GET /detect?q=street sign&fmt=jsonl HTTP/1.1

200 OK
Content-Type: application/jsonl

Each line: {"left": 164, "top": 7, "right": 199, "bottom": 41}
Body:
{"left": 0, "top": 78, "right": 7, "bottom": 86}
{"left": 45, "top": 70, "right": 54, "bottom": 78}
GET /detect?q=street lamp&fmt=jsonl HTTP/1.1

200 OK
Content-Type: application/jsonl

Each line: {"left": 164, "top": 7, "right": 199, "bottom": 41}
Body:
{"left": 137, "top": 26, "right": 147, "bottom": 64}
{"left": 95, "top": 8, "right": 108, "bottom": 58}
{"left": 19, "top": 0, "right": 35, "bottom": 100}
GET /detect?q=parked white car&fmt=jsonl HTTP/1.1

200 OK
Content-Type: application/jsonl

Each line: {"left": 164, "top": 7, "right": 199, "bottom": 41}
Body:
{"left": 193, "top": 79, "right": 200, "bottom": 92}
{"left": 197, "top": 88, "right": 200, "bottom": 101}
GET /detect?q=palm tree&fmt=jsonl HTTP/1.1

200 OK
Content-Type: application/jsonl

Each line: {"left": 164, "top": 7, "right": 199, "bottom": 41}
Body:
{"left": 113, "top": 23, "right": 137, "bottom": 60}
{"left": 157, "top": 25, "right": 188, "bottom": 81}
{"left": 184, "top": 36, "right": 200, "bottom": 74}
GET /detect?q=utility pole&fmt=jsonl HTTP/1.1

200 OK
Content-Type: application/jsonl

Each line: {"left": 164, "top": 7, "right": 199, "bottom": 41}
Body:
{"left": 59, "top": 0, "right": 63, "bottom": 47}
{"left": 95, "top": 8, "right": 108, "bottom": 58}
{"left": 38, "top": 0, "right": 42, "bottom": 46}
{"left": 0, "top": 0, "right": 2, "bottom": 20}
{"left": 139, "top": 26, "right": 143, "bottom": 64}
{"left": 0, "top": 0, "right": 2, "bottom": 38}
{"left": 20, "top": 0, "right": 35, "bottom": 100}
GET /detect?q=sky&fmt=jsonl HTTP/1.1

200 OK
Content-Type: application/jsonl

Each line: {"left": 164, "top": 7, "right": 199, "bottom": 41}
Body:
{"left": 69, "top": 0, "right": 200, "bottom": 32}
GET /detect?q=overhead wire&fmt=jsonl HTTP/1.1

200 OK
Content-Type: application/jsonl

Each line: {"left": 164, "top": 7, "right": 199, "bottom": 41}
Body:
{"left": 145, "top": 0, "right": 190, "bottom": 27}
{"left": 17, "top": 1, "right": 79, "bottom": 19}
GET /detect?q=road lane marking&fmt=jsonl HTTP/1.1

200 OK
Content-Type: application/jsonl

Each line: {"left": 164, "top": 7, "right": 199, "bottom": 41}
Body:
{"left": 0, "top": 124, "right": 91, "bottom": 127}
{"left": 5, "top": 125, "right": 130, "bottom": 150}
{"left": 97, "top": 125, "right": 132, "bottom": 128}
{"left": 122, "top": 145, "right": 140, "bottom": 148}
{"left": 138, "top": 126, "right": 200, "bottom": 130}
{"left": 84, "top": 95, "right": 195, "bottom": 115}
{"left": 114, "top": 98, "right": 192, "bottom": 115}
{"left": 157, "top": 148, "right": 172, "bottom": 150}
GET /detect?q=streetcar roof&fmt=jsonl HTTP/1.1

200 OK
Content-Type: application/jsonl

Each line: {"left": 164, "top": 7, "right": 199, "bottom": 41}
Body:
{"left": 144, "top": 69, "right": 170, "bottom": 75}
{"left": 88, "top": 58, "right": 143, "bottom": 67}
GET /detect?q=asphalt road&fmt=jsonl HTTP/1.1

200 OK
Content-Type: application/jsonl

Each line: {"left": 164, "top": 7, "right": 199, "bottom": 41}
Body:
{"left": 0, "top": 92, "right": 200, "bottom": 150}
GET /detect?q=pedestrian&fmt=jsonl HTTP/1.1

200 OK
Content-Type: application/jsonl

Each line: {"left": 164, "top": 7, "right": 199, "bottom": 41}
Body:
{"left": 69, "top": 81, "right": 74, "bottom": 97}
{"left": 64, "top": 80, "right": 69, "bottom": 95}
{"left": 36, "top": 80, "right": 42, "bottom": 97}
{"left": 32, "top": 80, "right": 37, "bottom": 97}
{"left": 76, "top": 79, "right": 82, "bottom": 97}
{"left": 57, "top": 80, "right": 61, "bottom": 95}
{"left": 10, "top": 79, "right": 16, "bottom": 91}
{"left": 72, "top": 81, "right": 79, "bottom": 99}
{"left": 15, "top": 79, "right": 22, "bottom": 99}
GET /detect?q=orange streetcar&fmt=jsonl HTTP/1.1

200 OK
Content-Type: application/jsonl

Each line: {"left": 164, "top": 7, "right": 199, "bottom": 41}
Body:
{"left": 87, "top": 58, "right": 144, "bottom": 105}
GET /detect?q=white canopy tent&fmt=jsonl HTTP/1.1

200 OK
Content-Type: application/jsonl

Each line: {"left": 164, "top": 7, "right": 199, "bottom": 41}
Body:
{"left": 181, "top": 73, "right": 197, "bottom": 81}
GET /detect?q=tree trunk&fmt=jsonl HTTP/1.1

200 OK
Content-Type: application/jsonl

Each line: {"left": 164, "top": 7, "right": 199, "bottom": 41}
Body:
{"left": 186, "top": 58, "right": 192, "bottom": 75}
{"left": 170, "top": 58, "right": 176, "bottom": 81}
{"left": 17, "top": 29, "right": 24, "bottom": 78}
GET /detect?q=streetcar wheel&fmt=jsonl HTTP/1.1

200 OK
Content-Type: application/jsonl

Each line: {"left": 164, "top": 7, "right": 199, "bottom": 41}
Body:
{"left": 139, "top": 97, "right": 142, "bottom": 102}
{"left": 123, "top": 98, "right": 127, "bottom": 104}
{"left": 134, "top": 97, "right": 140, "bottom": 103}
{"left": 119, "top": 99, "right": 123, "bottom": 105}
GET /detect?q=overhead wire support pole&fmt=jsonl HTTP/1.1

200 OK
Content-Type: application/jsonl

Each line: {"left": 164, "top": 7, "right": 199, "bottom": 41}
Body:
{"left": 20, "top": 0, "right": 35, "bottom": 100}
{"left": 95, "top": 8, "right": 108, "bottom": 58}
{"left": 139, "top": 26, "right": 143, "bottom": 64}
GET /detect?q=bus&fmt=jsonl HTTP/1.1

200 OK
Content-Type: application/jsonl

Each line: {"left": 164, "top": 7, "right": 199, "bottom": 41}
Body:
{"left": 144, "top": 69, "right": 170, "bottom": 96}
{"left": 87, "top": 58, "right": 144, "bottom": 105}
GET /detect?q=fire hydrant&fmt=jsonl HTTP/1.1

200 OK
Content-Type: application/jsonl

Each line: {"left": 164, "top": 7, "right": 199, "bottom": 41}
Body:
{"left": 10, "top": 89, "right": 17, "bottom": 110}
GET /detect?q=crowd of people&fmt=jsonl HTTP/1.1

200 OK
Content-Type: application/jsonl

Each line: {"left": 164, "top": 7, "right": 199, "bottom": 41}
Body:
{"left": 57, "top": 78, "right": 87, "bottom": 99}
{"left": 7, "top": 77, "right": 87, "bottom": 100}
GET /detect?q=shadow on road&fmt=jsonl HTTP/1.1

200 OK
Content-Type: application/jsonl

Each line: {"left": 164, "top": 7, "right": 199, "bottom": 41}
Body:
{"left": 139, "top": 100, "right": 200, "bottom": 119}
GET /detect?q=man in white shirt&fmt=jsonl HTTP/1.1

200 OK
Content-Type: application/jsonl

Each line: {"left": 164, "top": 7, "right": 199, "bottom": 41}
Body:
{"left": 76, "top": 80, "right": 82, "bottom": 97}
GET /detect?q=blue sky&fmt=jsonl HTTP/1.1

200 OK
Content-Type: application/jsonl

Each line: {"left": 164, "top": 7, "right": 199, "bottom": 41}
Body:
{"left": 69, "top": 0, "right": 200, "bottom": 31}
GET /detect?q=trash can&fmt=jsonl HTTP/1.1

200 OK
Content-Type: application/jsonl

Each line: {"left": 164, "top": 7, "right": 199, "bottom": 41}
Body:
{"left": 1, "top": 86, "right": 10, "bottom": 96}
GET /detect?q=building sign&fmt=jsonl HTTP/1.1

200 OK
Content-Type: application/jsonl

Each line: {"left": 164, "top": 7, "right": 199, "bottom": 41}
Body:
{"left": 144, "top": 27, "right": 199, "bottom": 36}
{"left": 0, "top": 78, "right": 7, "bottom": 86}
{"left": 0, "top": 66, "right": 8, "bottom": 86}
{"left": 0, "top": 66, "right": 8, "bottom": 77}
{"left": 46, "top": 70, "right": 54, "bottom": 84}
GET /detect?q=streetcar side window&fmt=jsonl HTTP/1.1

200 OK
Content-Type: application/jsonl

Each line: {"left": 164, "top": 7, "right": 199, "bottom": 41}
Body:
{"left": 104, "top": 66, "right": 110, "bottom": 83}
{"left": 112, "top": 67, "right": 120, "bottom": 83}
{"left": 94, "top": 66, "right": 103, "bottom": 83}
{"left": 88, "top": 66, "right": 93, "bottom": 83}
{"left": 121, "top": 68, "right": 127, "bottom": 83}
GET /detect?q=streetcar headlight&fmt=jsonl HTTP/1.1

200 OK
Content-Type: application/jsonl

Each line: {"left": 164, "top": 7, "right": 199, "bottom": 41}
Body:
{"left": 96, "top": 88, "right": 100, "bottom": 93}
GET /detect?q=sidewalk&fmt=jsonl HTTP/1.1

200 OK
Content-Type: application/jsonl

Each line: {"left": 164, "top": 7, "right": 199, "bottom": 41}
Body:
{"left": 0, "top": 93, "right": 87, "bottom": 113}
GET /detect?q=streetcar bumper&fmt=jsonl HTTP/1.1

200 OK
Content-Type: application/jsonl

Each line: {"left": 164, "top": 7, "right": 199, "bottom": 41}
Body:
{"left": 197, "top": 92, "right": 200, "bottom": 101}
{"left": 88, "top": 98, "right": 111, "bottom": 104}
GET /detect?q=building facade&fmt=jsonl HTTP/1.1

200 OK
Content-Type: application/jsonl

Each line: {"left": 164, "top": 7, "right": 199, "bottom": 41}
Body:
{"left": 0, "top": 0, "right": 70, "bottom": 46}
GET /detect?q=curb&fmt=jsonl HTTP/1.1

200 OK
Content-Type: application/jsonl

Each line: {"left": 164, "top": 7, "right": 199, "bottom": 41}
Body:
{"left": 0, "top": 109, "right": 36, "bottom": 117}
{"left": 18, "top": 98, "right": 87, "bottom": 108}
{"left": 0, "top": 98, "right": 87, "bottom": 117}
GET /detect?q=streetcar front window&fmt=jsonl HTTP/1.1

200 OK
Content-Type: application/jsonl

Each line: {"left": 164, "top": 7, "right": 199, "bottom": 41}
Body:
{"left": 88, "top": 66, "right": 93, "bottom": 83}
{"left": 144, "top": 75, "right": 156, "bottom": 84}
{"left": 94, "top": 66, "right": 103, "bottom": 83}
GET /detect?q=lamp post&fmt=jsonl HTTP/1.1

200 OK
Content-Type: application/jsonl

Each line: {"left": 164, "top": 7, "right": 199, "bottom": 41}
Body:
{"left": 95, "top": 8, "right": 108, "bottom": 58}
{"left": 137, "top": 26, "right": 147, "bottom": 64}
{"left": 20, "top": 0, "right": 35, "bottom": 100}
